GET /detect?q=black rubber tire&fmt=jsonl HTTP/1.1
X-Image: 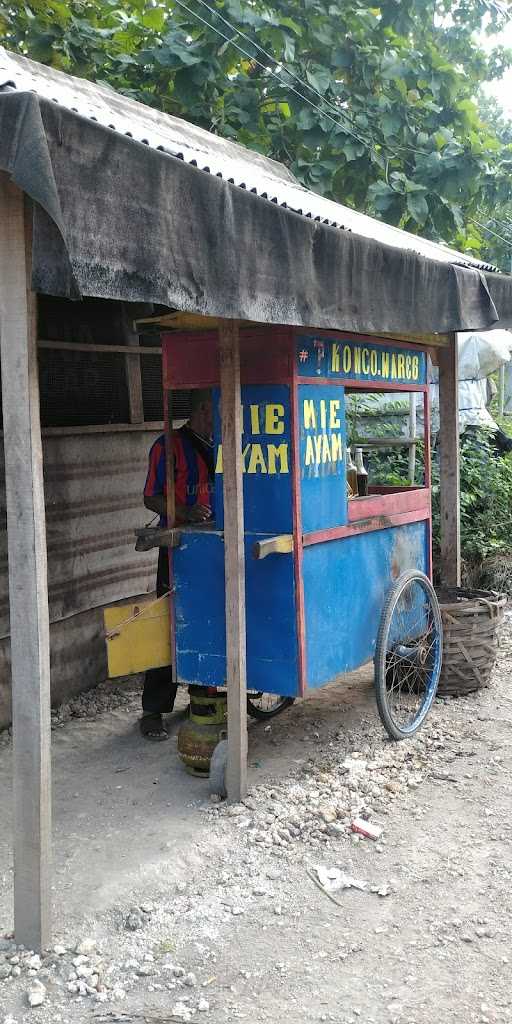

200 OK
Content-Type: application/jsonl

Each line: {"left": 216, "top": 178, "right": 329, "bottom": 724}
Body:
{"left": 208, "top": 739, "right": 228, "bottom": 799}
{"left": 374, "top": 570, "right": 442, "bottom": 741}
{"left": 246, "top": 695, "right": 295, "bottom": 720}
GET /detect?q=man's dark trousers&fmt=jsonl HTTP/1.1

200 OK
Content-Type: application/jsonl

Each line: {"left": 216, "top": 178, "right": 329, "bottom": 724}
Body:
{"left": 142, "top": 547, "right": 178, "bottom": 713}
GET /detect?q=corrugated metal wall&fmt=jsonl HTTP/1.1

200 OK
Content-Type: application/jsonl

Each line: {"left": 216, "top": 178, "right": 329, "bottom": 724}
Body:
{"left": 0, "top": 428, "right": 163, "bottom": 727}
{"left": 0, "top": 429, "right": 161, "bottom": 637}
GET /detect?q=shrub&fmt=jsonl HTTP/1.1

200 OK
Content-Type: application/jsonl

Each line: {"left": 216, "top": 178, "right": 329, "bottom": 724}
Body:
{"left": 364, "top": 428, "right": 512, "bottom": 589}
{"left": 431, "top": 429, "right": 512, "bottom": 585}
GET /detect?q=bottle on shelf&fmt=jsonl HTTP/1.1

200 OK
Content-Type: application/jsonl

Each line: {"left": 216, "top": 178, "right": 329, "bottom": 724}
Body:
{"left": 355, "top": 447, "right": 369, "bottom": 497}
{"left": 346, "top": 446, "right": 358, "bottom": 499}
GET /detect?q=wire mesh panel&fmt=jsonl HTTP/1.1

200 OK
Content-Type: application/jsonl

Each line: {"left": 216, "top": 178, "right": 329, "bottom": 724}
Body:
{"left": 38, "top": 348, "right": 130, "bottom": 427}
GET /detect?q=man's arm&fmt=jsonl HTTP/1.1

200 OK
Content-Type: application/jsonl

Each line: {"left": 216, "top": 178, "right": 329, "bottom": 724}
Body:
{"left": 144, "top": 494, "right": 209, "bottom": 524}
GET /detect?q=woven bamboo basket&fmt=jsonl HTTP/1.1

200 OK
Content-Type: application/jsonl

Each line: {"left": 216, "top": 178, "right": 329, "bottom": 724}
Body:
{"left": 435, "top": 588, "right": 507, "bottom": 696}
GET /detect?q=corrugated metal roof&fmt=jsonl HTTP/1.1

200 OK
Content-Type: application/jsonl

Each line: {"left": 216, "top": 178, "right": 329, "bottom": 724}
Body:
{"left": 0, "top": 46, "right": 498, "bottom": 274}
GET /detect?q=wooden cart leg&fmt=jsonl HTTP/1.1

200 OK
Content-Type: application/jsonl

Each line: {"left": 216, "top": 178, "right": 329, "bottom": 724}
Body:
{"left": 439, "top": 332, "right": 461, "bottom": 587}
{"left": 218, "top": 320, "right": 248, "bottom": 803}
{"left": 0, "top": 176, "right": 52, "bottom": 950}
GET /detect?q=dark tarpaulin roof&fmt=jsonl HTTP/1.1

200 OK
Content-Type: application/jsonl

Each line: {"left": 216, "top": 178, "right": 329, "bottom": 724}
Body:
{"left": 1, "top": 48, "right": 511, "bottom": 335}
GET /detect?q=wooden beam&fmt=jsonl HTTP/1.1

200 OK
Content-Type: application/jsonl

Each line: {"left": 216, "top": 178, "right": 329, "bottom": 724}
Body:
{"left": 378, "top": 330, "right": 451, "bottom": 348}
{"left": 37, "top": 339, "right": 162, "bottom": 355}
{"left": 39, "top": 421, "right": 163, "bottom": 437}
{"left": 0, "top": 176, "right": 52, "bottom": 951}
{"left": 120, "top": 304, "right": 144, "bottom": 424}
{"left": 218, "top": 320, "right": 248, "bottom": 803}
{"left": 408, "top": 392, "right": 417, "bottom": 485}
{"left": 438, "top": 332, "right": 461, "bottom": 587}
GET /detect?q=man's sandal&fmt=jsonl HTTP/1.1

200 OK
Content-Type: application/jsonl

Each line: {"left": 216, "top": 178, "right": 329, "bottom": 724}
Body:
{"left": 140, "top": 713, "right": 169, "bottom": 741}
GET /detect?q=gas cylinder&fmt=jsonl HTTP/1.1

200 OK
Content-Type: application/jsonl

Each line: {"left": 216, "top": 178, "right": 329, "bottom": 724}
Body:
{"left": 177, "top": 686, "right": 227, "bottom": 777}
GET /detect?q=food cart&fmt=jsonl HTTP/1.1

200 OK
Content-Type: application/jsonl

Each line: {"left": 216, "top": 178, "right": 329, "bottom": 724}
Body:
{"left": 159, "top": 325, "right": 442, "bottom": 789}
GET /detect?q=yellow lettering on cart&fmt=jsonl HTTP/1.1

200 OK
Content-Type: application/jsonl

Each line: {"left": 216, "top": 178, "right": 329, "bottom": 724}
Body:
{"left": 241, "top": 443, "right": 251, "bottom": 472}
{"left": 405, "top": 355, "right": 412, "bottom": 379}
{"left": 320, "top": 400, "right": 327, "bottom": 429}
{"left": 343, "top": 345, "right": 352, "bottom": 373}
{"left": 412, "top": 355, "right": 419, "bottom": 380}
{"left": 267, "top": 444, "right": 289, "bottom": 474}
{"left": 265, "top": 403, "right": 285, "bottom": 434}
{"left": 397, "top": 354, "right": 406, "bottom": 378}
{"left": 313, "top": 435, "right": 322, "bottom": 463}
{"left": 370, "top": 349, "right": 378, "bottom": 376}
{"left": 321, "top": 434, "right": 331, "bottom": 462}
{"left": 381, "top": 351, "right": 390, "bottom": 378}
{"left": 305, "top": 435, "right": 316, "bottom": 466}
{"left": 250, "top": 404, "right": 260, "bottom": 434}
{"left": 331, "top": 434, "right": 343, "bottom": 461}
{"left": 247, "top": 444, "right": 267, "bottom": 474}
{"left": 329, "top": 399, "right": 341, "bottom": 428}
{"left": 361, "top": 348, "right": 370, "bottom": 374}
{"left": 391, "top": 354, "right": 398, "bottom": 378}
{"left": 331, "top": 343, "right": 340, "bottom": 372}
{"left": 353, "top": 347, "right": 361, "bottom": 374}
{"left": 215, "top": 445, "right": 223, "bottom": 474}
{"left": 303, "top": 399, "right": 317, "bottom": 429}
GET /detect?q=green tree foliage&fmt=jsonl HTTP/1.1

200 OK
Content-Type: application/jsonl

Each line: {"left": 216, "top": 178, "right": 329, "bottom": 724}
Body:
{"left": 2, "top": 0, "right": 512, "bottom": 263}
{"left": 470, "top": 95, "right": 512, "bottom": 270}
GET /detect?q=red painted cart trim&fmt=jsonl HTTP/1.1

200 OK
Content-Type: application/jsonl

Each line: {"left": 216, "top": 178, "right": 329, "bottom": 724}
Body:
{"left": 291, "top": 361, "right": 307, "bottom": 697}
{"left": 162, "top": 328, "right": 295, "bottom": 389}
{"left": 163, "top": 382, "right": 178, "bottom": 680}
{"left": 303, "top": 507, "right": 430, "bottom": 547}
{"left": 348, "top": 487, "right": 430, "bottom": 521}
{"left": 299, "top": 376, "right": 427, "bottom": 392}
{"left": 423, "top": 390, "right": 433, "bottom": 579}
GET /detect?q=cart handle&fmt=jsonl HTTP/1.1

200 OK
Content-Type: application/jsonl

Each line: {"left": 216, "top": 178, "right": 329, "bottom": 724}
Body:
{"left": 252, "top": 534, "right": 294, "bottom": 560}
{"left": 135, "top": 527, "right": 182, "bottom": 552}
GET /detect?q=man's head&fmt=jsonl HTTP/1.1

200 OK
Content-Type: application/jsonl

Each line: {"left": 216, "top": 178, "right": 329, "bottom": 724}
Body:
{"left": 189, "top": 389, "right": 213, "bottom": 440}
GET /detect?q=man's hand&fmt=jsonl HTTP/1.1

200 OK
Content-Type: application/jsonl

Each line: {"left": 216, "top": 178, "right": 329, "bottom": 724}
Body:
{"left": 186, "top": 504, "right": 212, "bottom": 523}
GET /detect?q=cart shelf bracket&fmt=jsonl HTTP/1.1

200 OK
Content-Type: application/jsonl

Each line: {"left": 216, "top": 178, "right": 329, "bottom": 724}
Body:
{"left": 252, "top": 534, "right": 294, "bottom": 560}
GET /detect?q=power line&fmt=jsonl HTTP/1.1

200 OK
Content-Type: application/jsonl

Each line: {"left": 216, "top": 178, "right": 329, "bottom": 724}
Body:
{"left": 173, "top": 0, "right": 431, "bottom": 161}
{"left": 171, "top": 0, "right": 377, "bottom": 152}
{"left": 190, "top": 0, "right": 366, "bottom": 139}
{"left": 471, "top": 218, "right": 512, "bottom": 247}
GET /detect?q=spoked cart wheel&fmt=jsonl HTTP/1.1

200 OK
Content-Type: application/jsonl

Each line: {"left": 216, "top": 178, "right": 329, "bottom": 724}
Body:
{"left": 375, "top": 570, "right": 443, "bottom": 740}
{"left": 246, "top": 693, "right": 295, "bottom": 720}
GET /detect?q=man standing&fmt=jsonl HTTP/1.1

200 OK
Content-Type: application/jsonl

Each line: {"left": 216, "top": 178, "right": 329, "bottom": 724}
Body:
{"left": 141, "top": 390, "right": 214, "bottom": 740}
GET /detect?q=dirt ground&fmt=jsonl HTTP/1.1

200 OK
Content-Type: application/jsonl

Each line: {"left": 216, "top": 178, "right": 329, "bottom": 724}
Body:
{"left": 1, "top": 615, "right": 512, "bottom": 1024}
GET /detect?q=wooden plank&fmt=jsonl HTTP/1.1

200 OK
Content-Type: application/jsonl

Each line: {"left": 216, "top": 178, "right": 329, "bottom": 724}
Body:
{"left": 378, "top": 330, "right": 451, "bottom": 348}
{"left": 438, "top": 332, "right": 461, "bottom": 586}
{"left": 0, "top": 176, "right": 52, "bottom": 950}
{"left": 358, "top": 436, "right": 419, "bottom": 448}
{"left": 499, "top": 363, "right": 505, "bottom": 418}
{"left": 39, "top": 421, "right": 163, "bottom": 437}
{"left": 136, "top": 311, "right": 260, "bottom": 331}
{"left": 408, "top": 393, "right": 417, "bottom": 484}
{"left": 120, "top": 304, "right": 144, "bottom": 424}
{"left": 218, "top": 320, "right": 248, "bottom": 803}
{"left": 37, "top": 339, "right": 162, "bottom": 355}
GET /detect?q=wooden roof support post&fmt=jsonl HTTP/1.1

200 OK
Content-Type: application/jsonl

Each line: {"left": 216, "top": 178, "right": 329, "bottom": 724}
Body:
{"left": 0, "top": 175, "right": 52, "bottom": 950}
{"left": 218, "top": 320, "right": 248, "bottom": 803}
{"left": 438, "top": 332, "right": 461, "bottom": 587}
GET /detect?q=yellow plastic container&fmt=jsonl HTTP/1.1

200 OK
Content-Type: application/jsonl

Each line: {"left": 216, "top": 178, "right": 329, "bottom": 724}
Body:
{"left": 104, "top": 596, "right": 171, "bottom": 678}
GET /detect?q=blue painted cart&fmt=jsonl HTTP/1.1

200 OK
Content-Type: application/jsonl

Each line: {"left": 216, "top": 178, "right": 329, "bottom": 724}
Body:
{"left": 162, "top": 326, "right": 442, "bottom": 752}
